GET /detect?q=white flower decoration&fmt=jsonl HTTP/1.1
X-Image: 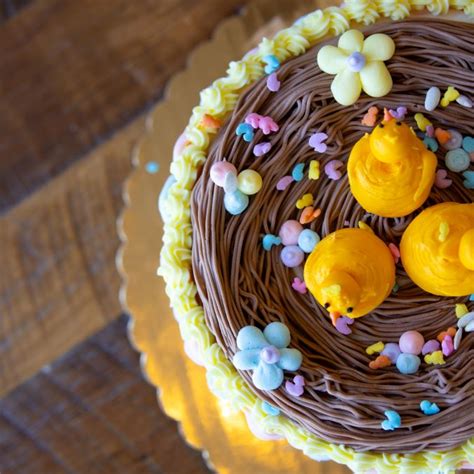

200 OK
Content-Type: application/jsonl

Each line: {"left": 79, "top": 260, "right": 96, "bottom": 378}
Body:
{"left": 317, "top": 29, "right": 395, "bottom": 106}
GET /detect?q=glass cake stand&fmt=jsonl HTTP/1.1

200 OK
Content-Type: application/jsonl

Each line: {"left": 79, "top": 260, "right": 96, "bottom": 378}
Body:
{"left": 117, "top": 0, "right": 352, "bottom": 472}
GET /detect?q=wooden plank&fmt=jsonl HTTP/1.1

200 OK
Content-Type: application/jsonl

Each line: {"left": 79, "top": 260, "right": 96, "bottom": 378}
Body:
{"left": 0, "top": 0, "right": 247, "bottom": 212}
{"left": 0, "top": 317, "right": 210, "bottom": 474}
{"left": 0, "top": 115, "right": 145, "bottom": 397}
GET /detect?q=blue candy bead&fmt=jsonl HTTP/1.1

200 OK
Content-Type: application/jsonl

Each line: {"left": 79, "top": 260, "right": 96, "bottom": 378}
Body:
{"left": 462, "top": 136, "right": 474, "bottom": 153}
{"left": 224, "top": 190, "right": 249, "bottom": 215}
{"left": 470, "top": 294, "right": 474, "bottom": 302}
{"left": 463, "top": 171, "right": 474, "bottom": 190}
{"left": 297, "top": 229, "right": 320, "bottom": 253}
{"left": 263, "top": 54, "right": 280, "bottom": 74}
{"left": 396, "top": 353, "right": 420, "bottom": 375}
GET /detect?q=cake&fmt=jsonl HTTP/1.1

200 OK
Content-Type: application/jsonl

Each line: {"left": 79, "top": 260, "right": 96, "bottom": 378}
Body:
{"left": 159, "top": 2, "right": 474, "bottom": 472}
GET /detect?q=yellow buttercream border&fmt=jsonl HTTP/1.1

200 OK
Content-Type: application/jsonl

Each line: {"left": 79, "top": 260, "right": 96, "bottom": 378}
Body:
{"left": 158, "top": 2, "right": 474, "bottom": 472}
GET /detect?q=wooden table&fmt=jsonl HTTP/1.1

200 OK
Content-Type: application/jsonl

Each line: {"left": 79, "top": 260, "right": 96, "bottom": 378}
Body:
{"left": 0, "top": 1, "right": 245, "bottom": 472}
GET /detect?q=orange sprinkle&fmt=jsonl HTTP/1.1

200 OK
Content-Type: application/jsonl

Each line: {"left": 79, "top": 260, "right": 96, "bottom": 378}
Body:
{"left": 361, "top": 106, "right": 379, "bottom": 127}
{"left": 434, "top": 128, "right": 451, "bottom": 145}
{"left": 200, "top": 114, "right": 222, "bottom": 130}
{"left": 299, "top": 206, "right": 321, "bottom": 224}
{"left": 369, "top": 355, "right": 392, "bottom": 370}
{"left": 383, "top": 107, "right": 393, "bottom": 122}
{"left": 437, "top": 327, "right": 456, "bottom": 342}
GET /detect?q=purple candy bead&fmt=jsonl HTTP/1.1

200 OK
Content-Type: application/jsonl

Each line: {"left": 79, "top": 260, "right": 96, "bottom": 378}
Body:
{"left": 280, "top": 245, "right": 304, "bottom": 268}
{"left": 399, "top": 331, "right": 425, "bottom": 355}
{"left": 422, "top": 339, "right": 440, "bottom": 355}
{"left": 260, "top": 345, "right": 280, "bottom": 364}
{"left": 381, "top": 342, "right": 401, "bottom": 363}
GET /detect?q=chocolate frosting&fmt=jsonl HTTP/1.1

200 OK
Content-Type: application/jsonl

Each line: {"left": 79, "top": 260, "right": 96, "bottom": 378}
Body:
{"left": 191, "top": 19, "right": 474, "bottom": 453}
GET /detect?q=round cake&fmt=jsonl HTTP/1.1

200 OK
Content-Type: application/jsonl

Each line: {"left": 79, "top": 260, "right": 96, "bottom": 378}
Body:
{"left": 160, "top": 2, "right": 474, "bottom": 472}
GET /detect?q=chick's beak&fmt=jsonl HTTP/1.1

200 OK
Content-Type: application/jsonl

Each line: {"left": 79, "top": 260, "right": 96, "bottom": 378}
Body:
{"left": 329, "top": 311, "right": 341, "bottom": 326}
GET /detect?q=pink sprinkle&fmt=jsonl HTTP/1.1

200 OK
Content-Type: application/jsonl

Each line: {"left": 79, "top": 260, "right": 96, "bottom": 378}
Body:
{"left": 292, "top": 277, "right": 307, "bottom": 294}
{"left": 253, "top": 142, "right": 272, "bottom": 157}
{"left": 324, "top": 160, "right": 343, "bottom": 180}
{"left": 266, "top": 72, "right": 281, "bottom": 92}
{"left": 308, "top": 132, "right": 328, "bottom": 153}
{"left": 276, "top": 175, "right": 294, "bottom": 191}
{"left": 258, "top": 116, "right": 279, "bottom": 135}
{"left": 245, "top": 112, "right": 262, "bottom": 129}
{"left": 335, "top": 316, "right": 354, "bottom": 335}
{"left": 388, "top": 243, "right": 400, "bottom": 264}
{"left": 442, "top": 334, "right": 454, "bottom": 357}
{"left": 435, "top": 169, "right": 452, "bottom": 189}
{"left": 426, "top": 125, "right": 435, "bottom": 138}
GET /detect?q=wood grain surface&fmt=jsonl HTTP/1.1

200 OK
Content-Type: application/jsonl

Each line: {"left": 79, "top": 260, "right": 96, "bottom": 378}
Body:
{"left": 0, "top": 0, "right": 248, "bottom": 397}
{"left": 0, "top": 316, "right": 210, "bottom": 474}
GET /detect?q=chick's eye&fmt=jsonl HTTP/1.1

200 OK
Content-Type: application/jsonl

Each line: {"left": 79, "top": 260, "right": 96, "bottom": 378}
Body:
{"left": 347, "top": 307, "right": 354, "bottom": 313}
{"left": 396, "top": 121, "right": 402, "bottom": 126}
{"left": 324, "top": 302, "right": 330, "bottom": 309}
{"left": 379, "top": 123, "right": 384, "bottom": 128}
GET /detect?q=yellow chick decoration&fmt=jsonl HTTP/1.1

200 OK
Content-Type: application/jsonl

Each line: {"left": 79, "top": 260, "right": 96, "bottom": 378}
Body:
{"left": 400, "top": 202, "right": 474, "bottom": 296}
{"left": 348, "top": 120, "right": 437, "bottom": 218}
{"left": 304, "top": 228, "right": 395, "bottom": 324}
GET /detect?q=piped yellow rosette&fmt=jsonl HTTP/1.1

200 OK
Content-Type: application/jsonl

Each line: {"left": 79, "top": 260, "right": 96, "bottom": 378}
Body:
{"left": 348, "top": 120, "right": 437, "bottom": 218}
{"left": 304, "top": 228, "right": 395, "bottom": 322}
{"left": 400, "top": 203, "right": 474, "bottom": 296}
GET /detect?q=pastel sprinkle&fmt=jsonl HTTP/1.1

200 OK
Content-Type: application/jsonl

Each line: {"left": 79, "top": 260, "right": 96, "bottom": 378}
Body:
{"left": 292, "top": 277, "right": 307, "bottom": 294}
{"left": 308, "top": 160, "right": 320, "bottom": 180}
{"left": 422, "top": 340, "right": 440, "bottom": 355}
{"left": 457, "top": 312, "right": 474, "bottom": 329}
{"left": 470, "top": 294, "right": 474, "bottom": 301}
{"left": 145, "top": 161, "right": 159, "bottom": 174}
{"left": 424, "top": 86, "right": 441, "bottom": 111}
{"left": 361, "top": 106, "right": 378, "bottom": 126}
{"left": 434, "top": 169, "right": 452, "bottom": 189}
{"left": 423, "top": 136, "right": 438, "bottom": 152}
{"left": 414, "top": 113, "right": 432, "bottom": 132}
{"left": 456, "top": 95, "right": 473, "bottom": 108}
{"left": 389, "top": 106, "right": 407, "bottom": 120}
{"left": 262, "top": 401, "right": 280, "bottom": 416}
{"left": 200, "top": 113, "right": 222, "bottom": 130}
{"left": 462, "top": 136, "right": 474, "bottom": 153}
{"left": 276, "top": 175, "right": 294, "bottom": 191}
{"left": 324, "top": 160, "right": 343, "bottom": 180}
{"left": 308, "top": 132, "right": 328, "bottom": 153}
{"left": 245, "top": 112, "right": 262, "bottom": 129}
{"left": 263, "top": 54, "right": 280, "bottom": 74}
{"left": 455, "top": 304, "right": 469, "bottom": 318}
{"left": 465, "top": 320, "right": 474, "bottom": 333}
{"left": 292, "top": 163, "right": 305, "bottom": 182}
{"left": 236, "top": 122, "right": 254, "bottom": 142}
{"left": 424, "top": 351, "right": 445, "bottom": 365}
{"left": 425, "top": 125, "right": 435, "bottom": 138}
{"left": 438, "top": 222, "right": 449, "bottom": 242}
{"left": 253, "top": 142, "right": 272, "bottom": 157}
{"left": 420, "top": 400, "right": 440, "bottom": 416}
{"left": 258, "top": 116, "right": 279, "bottom": 135}
{"left": 299, "top": 206, "right": 321, "bottom": 225}
{"left": 262, "top": 234, "right": 281, "bottom": 251}
{"left": 266, "top": 72, "right": 281, "bottom": 92}
{"left": 434, "top": 128, "right": 451, "bottom": 145}
{"left": 383, "top": 107, "right": 392, "bottom": 122}
{"left": 437, "top": 327, "right": 456, "bottom": 342}
{"left": 440, "top": 86, "right": 460, "bottom": 107}
{"left": 381, "top": 410, "right": 401, "bottom": 431}
{"left": 441, "top": 334, "right": 454, "bottom": 357}
{"left": 369, "top": 355, "right": 391, "bottom": 370}
{"left": 335, "top": 316, "right": 354, "bottom": 335}
{"left": 285, "top": 375, "right": 305, "bottom": 397}
{"left": 388, "top": 243, "right": 400, "bottom": 264}
{"left": 454, "top": 328, "right": 463, "bottom": 350}
{"left": 366, "top": 341, "right": 385, "bottom": 355}
{"left": 296, "top": 193, "right": 313, "bottom": 209}
{"left": 463, "top": 170, "right": 474, "bottom": 189}
{"left": 445, "top": 149, "right": 470, "bottom": 172}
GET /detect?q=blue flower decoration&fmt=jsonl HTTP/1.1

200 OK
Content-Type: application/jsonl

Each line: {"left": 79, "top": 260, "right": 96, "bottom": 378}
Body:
{"left": 232, "top": 322, "right": 303, "bottom": 391}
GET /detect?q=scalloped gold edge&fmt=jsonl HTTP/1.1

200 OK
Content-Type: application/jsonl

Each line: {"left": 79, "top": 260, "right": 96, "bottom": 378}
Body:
{"left": 158, "top": 2, "right": 474, "bottom": 473}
